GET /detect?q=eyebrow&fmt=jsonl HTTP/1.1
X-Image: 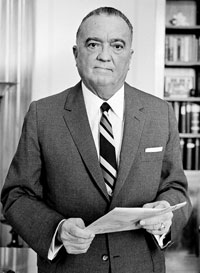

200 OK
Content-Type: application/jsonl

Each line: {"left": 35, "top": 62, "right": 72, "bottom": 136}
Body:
{"left": 85, "top": 37, "right": 102, "bottom": 44}
{"left": 85, "top": 37, "right": 126, "bottom": 46}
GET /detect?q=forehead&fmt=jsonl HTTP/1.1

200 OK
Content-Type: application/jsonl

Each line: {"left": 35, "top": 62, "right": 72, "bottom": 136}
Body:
{"left": 78, "top": 14, "right": 132, "bottom": 42}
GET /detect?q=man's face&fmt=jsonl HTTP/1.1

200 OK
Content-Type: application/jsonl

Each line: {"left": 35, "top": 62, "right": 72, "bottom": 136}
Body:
{"left": 73, "top": 14, "right": 133, "bottom": 96}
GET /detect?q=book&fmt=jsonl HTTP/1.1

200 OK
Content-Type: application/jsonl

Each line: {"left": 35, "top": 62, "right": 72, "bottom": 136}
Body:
{"left": 164, "top": 68, "right": 195, "bottom": 98}
{"left": 180, "top": 102, "right": 187, "bottom": 133}
{"left": 197, "top": 71, "right": 200, "bottom": 97}
{"left": 186, "top": 102, "right": 192, "bottom": 133}
{"left": 180, "top": 138, "right": 185, "bottom": 166}
{"left": 194, "top": 138, "right": 200, "bottom": 170}
{"left": 191, "top": 104, "right": 200, "bottom": 133}
{"left": 165, "top": 35, "right": 197, "bottom": 63}
{"left": 85, "top": 202, "right": 187, "bottom": 234}
{"left": 186, "top": 138, "right": 195, "bottom": 170}
{"left": 174, "top": 101, "right": 180, "bottom": 124}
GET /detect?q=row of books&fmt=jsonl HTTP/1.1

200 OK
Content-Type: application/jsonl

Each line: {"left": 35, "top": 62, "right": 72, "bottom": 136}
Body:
{"left": 169, "top": 101, "right": 200, "bottom": 134}
{"left": 180, "top": 138, "right": 200, "bottom": 170}
{"left": 165, "top": 35, "right": 200, "bottom": 63}
{"left": 164, "top": 68, "right": 200, "bottom": 98}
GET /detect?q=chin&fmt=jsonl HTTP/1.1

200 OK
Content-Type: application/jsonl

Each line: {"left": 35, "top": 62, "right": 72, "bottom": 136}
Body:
{"left": 94, "top": 77, "right": 114, "bottom": 87}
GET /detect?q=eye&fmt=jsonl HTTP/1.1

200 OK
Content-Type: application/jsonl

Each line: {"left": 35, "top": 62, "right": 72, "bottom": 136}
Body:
{"left": 111, "top": 43, "right": 124, "bottom": 52}
{"left": 87, "top": 42, "right": 100, "bottom": 50}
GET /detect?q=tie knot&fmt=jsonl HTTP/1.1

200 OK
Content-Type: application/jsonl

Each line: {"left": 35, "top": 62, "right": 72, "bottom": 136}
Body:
{"left": 101, "top": 102, "right": 111, "bottom": 113}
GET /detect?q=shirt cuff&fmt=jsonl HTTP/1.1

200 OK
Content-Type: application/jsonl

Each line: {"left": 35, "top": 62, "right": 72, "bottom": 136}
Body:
{"left": 48, "top": 219, "right": 66, "bottom": 260}
{"left": 154, "top": 234, "right": 166, "bottom": 248}
{"left": 154, "top": 232, "right": 171, "bottom": 249}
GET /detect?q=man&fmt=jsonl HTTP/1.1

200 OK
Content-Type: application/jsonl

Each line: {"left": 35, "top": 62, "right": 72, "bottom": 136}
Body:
{"left": 1, "top": 7, "right": 192, "bottom": 273}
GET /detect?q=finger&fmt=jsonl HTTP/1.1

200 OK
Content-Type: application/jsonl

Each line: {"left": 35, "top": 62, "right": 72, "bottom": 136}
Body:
{"left": 61, "top": 232, "right": 94, "bottom": 244}
{"left": 140, "top": 211, "right": 173, "bottom": 226}
{"left": 62, "top": 219, "right": 95, "bottom": 239}
{"left": 141, "top": 219, "right": 171, "bottom": 230}
{"left": 63, "top": 239, "right": 93, "bottom": 254}
{"left": 68, "top": 225, "right": 95, "bottom": 239}
{"left": 141, "top": 223, "right": 163, "bottom": 231}
{"left": 65, "top": 246, "right": 90, "bottom": 254}
{"left": 143, "top": 200, "right": 171, "bottom": 209}
{"left": 143, "top": 201, "right": 161, "bottom": 208}
{"left": 64, "top": 244, "right": 91, "bottom": 254}
{"left": 145, "top": 229, "right": 166, "bottom": 235}
{"left": 144, "top": 220, "right": 172, "bottom": 235}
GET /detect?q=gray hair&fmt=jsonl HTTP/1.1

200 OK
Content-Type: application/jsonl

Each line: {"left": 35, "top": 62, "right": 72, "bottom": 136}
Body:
{"left": 76, "top": 7, "right": 133, "bottom": 41}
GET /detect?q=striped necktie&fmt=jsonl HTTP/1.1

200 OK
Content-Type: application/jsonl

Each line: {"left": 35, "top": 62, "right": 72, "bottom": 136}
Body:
{"left": 100, "top": 102, "right": 117, "bottom": 197}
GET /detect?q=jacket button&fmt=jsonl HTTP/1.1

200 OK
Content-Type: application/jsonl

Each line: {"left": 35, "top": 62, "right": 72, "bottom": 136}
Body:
{"left": 102, "top": 255, "right": 109, "bottom": 261}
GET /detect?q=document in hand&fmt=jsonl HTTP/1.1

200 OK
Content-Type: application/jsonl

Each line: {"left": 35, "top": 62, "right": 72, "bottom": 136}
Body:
{"left": 85, "top": 202, "right": 187, "bottom": 234}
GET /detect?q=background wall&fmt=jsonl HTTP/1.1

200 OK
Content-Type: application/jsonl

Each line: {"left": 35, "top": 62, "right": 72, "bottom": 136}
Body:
{"left": 32, "top": 0, "right": 165, "bottom": 100}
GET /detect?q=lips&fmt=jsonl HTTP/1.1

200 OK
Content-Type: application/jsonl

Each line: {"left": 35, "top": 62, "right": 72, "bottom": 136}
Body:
{"left": 94, "top": 67, "right": 113, "bottom": 71}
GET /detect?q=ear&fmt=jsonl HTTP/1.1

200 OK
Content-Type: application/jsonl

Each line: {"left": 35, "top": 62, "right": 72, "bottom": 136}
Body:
{"left": 128, "top": 49, "right": 134, "bottom": 70}
{"left": 130, "top": 48, "right": 134, "bottom": 56}
{"left": 129, "top": 48, "right": 134, "bottom": 63}
{"left": 73, "top": 45, "right": 78, "bottom": 59}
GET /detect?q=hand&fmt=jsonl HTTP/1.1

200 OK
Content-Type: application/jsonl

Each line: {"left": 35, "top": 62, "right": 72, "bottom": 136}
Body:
{"left": 139, "top": 201, "right": 173, "bottom": 235}
{"left": 58, "top": 218, "right": 95, "bottom": 254}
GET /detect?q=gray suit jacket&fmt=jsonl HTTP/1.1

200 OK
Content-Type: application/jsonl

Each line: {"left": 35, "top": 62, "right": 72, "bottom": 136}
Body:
{"left": 1, "top": 82, "right": 192, "bottom": 273}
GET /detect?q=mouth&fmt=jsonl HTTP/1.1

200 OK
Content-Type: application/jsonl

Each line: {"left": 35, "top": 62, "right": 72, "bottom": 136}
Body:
{"left": 94, "top": 67, "right": 113, "bottom": 72}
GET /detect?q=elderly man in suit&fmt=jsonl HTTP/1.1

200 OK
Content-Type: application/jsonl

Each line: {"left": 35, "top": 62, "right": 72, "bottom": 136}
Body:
{"left": 1, "top": 6, "right": 191, "bottom": 273}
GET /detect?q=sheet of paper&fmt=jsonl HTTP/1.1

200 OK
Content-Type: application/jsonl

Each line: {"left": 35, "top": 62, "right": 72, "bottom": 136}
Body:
{"left": 85, "top": 201, "right": 187, "bottom": 234}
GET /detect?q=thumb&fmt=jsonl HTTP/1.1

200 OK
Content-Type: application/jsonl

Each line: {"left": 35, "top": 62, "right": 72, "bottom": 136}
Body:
{"left": 143, "top": 202, "right": 160, "bottom": 208}
{"left": 75, "top": 218, "right": 86, "bottom": 229}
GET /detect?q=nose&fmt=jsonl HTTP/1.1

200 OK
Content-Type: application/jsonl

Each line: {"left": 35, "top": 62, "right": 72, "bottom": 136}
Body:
{"left": 97, "top": 45, "right": 111, "bottom": 62}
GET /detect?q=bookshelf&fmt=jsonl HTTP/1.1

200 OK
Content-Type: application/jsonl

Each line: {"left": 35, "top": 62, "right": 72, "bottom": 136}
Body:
{"left": 164, "top": 0, "right": 200, "bottom": 172}
{"left": 164, "top": 1, "right": 200, "bottom": 271}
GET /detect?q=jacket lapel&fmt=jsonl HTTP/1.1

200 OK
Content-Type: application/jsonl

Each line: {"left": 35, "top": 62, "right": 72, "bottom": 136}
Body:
{"left": 63, "top": 82, "right": 110, "bottom": 202}
{"left": 111, "top": 83, "right": 146, "bottom": 206}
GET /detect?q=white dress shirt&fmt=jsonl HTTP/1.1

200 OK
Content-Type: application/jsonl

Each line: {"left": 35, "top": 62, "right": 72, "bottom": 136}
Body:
{"left": 82, "top": 82, "right": 125, "bottom": 165}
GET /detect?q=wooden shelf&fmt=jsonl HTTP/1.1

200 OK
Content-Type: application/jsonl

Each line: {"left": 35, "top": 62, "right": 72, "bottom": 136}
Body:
{"left": 166, "top": 25, "right": 200, "bottom": 34}
{"left": 165, "top": 61, "right": 200, "bottom": 67}
{"left": 180, "top": 133, "right": 200, "bottom": 138}
{"left": 165, "top": 97, "right": 200, "bottom": 101}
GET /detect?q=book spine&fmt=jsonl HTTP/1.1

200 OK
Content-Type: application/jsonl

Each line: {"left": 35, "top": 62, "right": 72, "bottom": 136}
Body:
{"left": 186, "top": 138, "right": 195, "bottom": 170}
{"left": 174, "top": 101, "right": 180, "bottom": 124}
{"left": 180, "top": 102, "right": 186, "bottom": 133}
{"left": 191, "top": 104, "right": 200, "bottom": 133}
{"left": 186, "top": 102, "right": 191, "bottom": 133}
{"left": 196, "top": 72, "right": 200, "bottom": 97}
{"left": 180, "top": 138, "right": 185, "bottom": 169}
{"left": 165, "top": 35, "right": 170, "bottom": 62}
{"left": 194, "top": 138, "right": 200, "bottom": 170}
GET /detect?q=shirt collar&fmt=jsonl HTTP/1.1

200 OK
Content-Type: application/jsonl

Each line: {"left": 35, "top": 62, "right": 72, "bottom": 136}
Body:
{"left": 82, "top": 82, "right": 124, "bottom": 121}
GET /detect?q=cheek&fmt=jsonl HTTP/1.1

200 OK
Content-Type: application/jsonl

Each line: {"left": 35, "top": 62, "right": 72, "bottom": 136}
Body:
{"left": 77, "top": 55, "right": 94, "bottom": 71}
{"left": 115, "top": 57, "right": 130, "bottom": 74}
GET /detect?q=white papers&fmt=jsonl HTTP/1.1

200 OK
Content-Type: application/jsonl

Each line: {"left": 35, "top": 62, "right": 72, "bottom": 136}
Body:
{"left": 85, "top": 202, "right": 187, "bottom": 234}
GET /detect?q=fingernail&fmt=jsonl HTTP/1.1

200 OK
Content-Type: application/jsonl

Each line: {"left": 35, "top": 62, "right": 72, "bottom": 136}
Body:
{"left": 140, "top": 220, "right": 145, "bottom": 225}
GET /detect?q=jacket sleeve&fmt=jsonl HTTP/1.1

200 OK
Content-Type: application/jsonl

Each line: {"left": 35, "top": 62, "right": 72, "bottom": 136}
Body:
{"left": 1, "top": 102, "right": 64, "bottom": 259}
{"left": 156, "top": 102, "right": 192, "bottom": 245}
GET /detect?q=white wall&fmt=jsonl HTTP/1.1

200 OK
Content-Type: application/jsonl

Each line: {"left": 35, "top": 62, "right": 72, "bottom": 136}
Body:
{"left": 32, "top": 0, "right": 165, "bottom": 101}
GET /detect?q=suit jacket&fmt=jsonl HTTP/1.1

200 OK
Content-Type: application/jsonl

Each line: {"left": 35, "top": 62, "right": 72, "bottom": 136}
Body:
{"left": 1, "top": 81, "right": 192, "bottom": 273}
